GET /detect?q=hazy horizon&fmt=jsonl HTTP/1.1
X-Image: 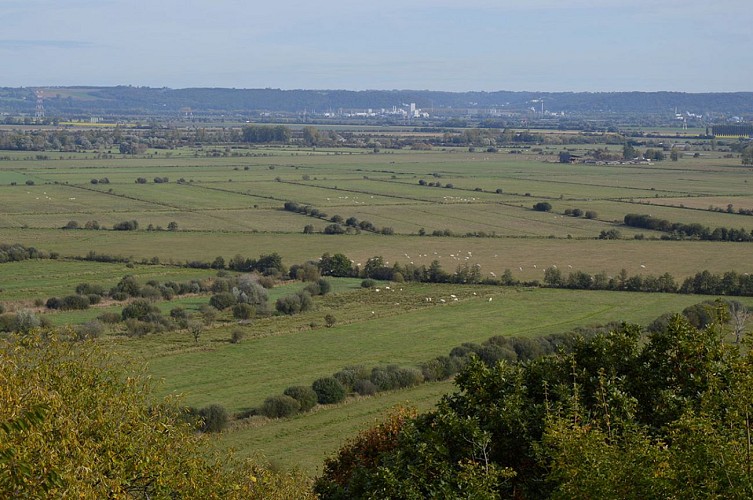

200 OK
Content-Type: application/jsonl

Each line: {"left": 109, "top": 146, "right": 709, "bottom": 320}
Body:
{"left": 2, "top": 0, "right": 751, "bottom": 93}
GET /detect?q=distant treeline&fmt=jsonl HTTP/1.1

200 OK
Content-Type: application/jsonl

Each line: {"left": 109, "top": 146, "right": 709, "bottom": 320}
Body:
{"left": 543, "top": 267, "right": 753, "bottom": 296}
{"left": 241, "top": 125, "right": 291, "bottom": 143}
{"left": 5, "top": 87, "right": 753, "bottom": 116}
{"left": 712, "top": 123, "right": 753, "bottom": 137}
{"left": 624, "top": 213, "right": 753, "bottom": 242}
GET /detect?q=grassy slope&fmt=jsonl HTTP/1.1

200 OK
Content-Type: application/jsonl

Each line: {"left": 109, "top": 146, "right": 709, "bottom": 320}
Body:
{"left": 139, "top": 285, "right": 741, "bottom": 413}
{"left": 217, "top": 380, "right": 455, "bottom": 475}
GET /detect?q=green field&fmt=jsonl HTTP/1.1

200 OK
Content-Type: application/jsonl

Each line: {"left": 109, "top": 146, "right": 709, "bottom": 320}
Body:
{"left": 3, "top": 134, "right": 753, "bottom": 477}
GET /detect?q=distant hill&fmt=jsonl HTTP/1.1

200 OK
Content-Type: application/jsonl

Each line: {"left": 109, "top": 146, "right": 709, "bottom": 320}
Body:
{"left": 1, "top": 86, "right": 752, "bottom": 119}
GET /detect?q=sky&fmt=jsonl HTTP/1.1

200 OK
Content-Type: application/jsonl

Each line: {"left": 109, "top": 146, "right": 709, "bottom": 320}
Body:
{"left": 1, "top": 0, "right": 751, "bottom": 92}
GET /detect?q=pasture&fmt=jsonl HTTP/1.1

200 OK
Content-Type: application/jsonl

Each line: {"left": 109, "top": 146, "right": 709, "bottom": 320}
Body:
{"left": 2, "top": 131, "right": 753, "bottom": 475}
{"left": 1, "top": 143, "right": 752, "bottom": 284}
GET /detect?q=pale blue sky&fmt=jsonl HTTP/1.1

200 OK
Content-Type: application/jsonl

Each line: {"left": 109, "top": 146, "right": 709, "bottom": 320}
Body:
{"left": 1, "top": 0, "right": 750, "bottom": 91}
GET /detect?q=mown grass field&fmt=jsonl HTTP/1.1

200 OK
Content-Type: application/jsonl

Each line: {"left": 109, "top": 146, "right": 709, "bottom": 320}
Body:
{"left": 1, "top": 230, "right": 750, "bottom": 283}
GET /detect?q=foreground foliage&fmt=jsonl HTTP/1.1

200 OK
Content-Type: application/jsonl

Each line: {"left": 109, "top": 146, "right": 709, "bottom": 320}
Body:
{"left": 316, "top": 306, "right": 753, "bottom": 498}
{"left": 0, "top": 329, "right": 313, "bottom": 498}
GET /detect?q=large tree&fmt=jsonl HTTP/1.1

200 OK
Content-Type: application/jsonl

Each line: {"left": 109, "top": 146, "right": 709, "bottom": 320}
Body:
{"left": 0, "top": 329, "right": 312, "bottom": 498}
{"left": 316, "top": 308, "right": 753, "bottom": 498}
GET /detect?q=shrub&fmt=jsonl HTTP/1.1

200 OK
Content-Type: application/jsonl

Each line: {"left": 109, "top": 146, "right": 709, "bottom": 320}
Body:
{"left": 257, "top": 276, "right": 275, "bottom": 289}
{"left": 112, "top": 220, "right": 139, "bottom": 231}
{"left": 370, "top": 367, "right": 396, "bottom": 391}
{"left": 124, "top": 318, "right": 153, "bottom": 337}
{"left": 353, "top": 379, "right": 378, "bottom": 396}
{"left": 211, "top": 279, "right": 231, "bottom": 293}
{"left": 260, "top": 395, "right": 300, "bottom": 419}
{"left": 121, "top": 299, "right": 160, "bottom": 321}
{"left": 209, "top": 292, "right": 237, "bottom": 310}
{"left": 325, "top": 314, "right": 337, "bottom": 328}
{"left": 317, "top": 278, "right": 332, "bottom": 295}
{"left": 391, "top": 367, "right": 424, "bottom": 388}
{"left": 45, "top": 297, "right": 63, "bottom": 310}
{"left": 75, "top": 320, "right": 104, "bottom": 340}
{"left": 303, "top": 282, "right": 321, "bottom": 296}
{"left": 197, "top": 404, "right": 229, "bottom": 433}
{"left": 275, "top": 291, "right": 313, "bottom": 315}
{"left": 533, "top": 201, "right": 552, "bottom": 212}
{"left": 283, "top": 386, "right": 318, "bottom": 412}
{"left": 333, "top": 365, "right": 368, "bottom": 391}
{"left": 232, "top": 303, "right": 255, "bottom": 320}
{"left": 230, "top": 328, "right": 245, "bottom": 344}
{"left": 62, "top": 294, "right": 90, "bottom": 310}
{"left": 477, "top": 344, "right": 517, "bottom": 365}
{"left": 111, "top": 275, "right": 141, "bottom": 297}
{"left": 0, "top": 312, "right": 17, "bottom": 332}
{"left": 422, "top": 356, "right": 463, "bottom": 381}
{"left": 323, "top": 223, "right": 345, "bottom": 234}
{"left": 361, "top": 279, "right": 376, "bottom": 289}
{"left": 598, "top": 229, "right": 622, "bottom": 240}
{"left": 170, "top": 307, "right": 189, "bottom": 320}
{"left": 97, "top": 311, "right": 122, "bottom": 324}
{"left": 139, "top": 285, "right": 162, "bottom": 301}
{"left": 312, "top": 377, "right": 346, "bottom": 404}
{"left": 585, "top": 210, "right": 598, "bottom": 219}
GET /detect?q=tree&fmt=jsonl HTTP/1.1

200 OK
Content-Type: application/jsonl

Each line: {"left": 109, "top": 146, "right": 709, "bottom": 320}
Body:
{"left": 544, "top": 266, "right": 563, "bottom": 287}
{"left": 727, "top": 300, "right": 750, "bottom": 344}
{"left": 742, "top": 144, "right": 753, "bottom": 165}
{"left": 188, "top": 320, "right": 203, "bottom": 342}
{"left": 167, "top": 221, "right": 179, "bottom": 231}
{"left": 623, "top": 142, "right": 637, "bottom": 160}
{"left": 644, "top": 148, "right": 665, "bottom": 161}
{"left": 0, "top": 329, "right": 313, "bottom": 498}
{"left": 319, "top": 253, "right": 353, "bottom": 277}
{"left": 533, "top": 201, "right": 552, "bottom": 212}
{"left": 317, "top": 311, "right": 753, "bottom": 498}
{"left": 302, "top": 126, "right": 320, "bottom": 146}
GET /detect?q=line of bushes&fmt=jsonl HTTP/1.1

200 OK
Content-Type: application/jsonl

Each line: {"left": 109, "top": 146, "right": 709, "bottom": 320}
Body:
{"left": 542, "top": 266, "right": 753, "bottom": 296}
{"left": 284, "top": 201, "right": 394, "bottom": 235}
{"left": 624, "top": 213, "right": 753, "bottom": 242}
{"left": 0, "top": 242, "right": 58, "bottom": 263}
